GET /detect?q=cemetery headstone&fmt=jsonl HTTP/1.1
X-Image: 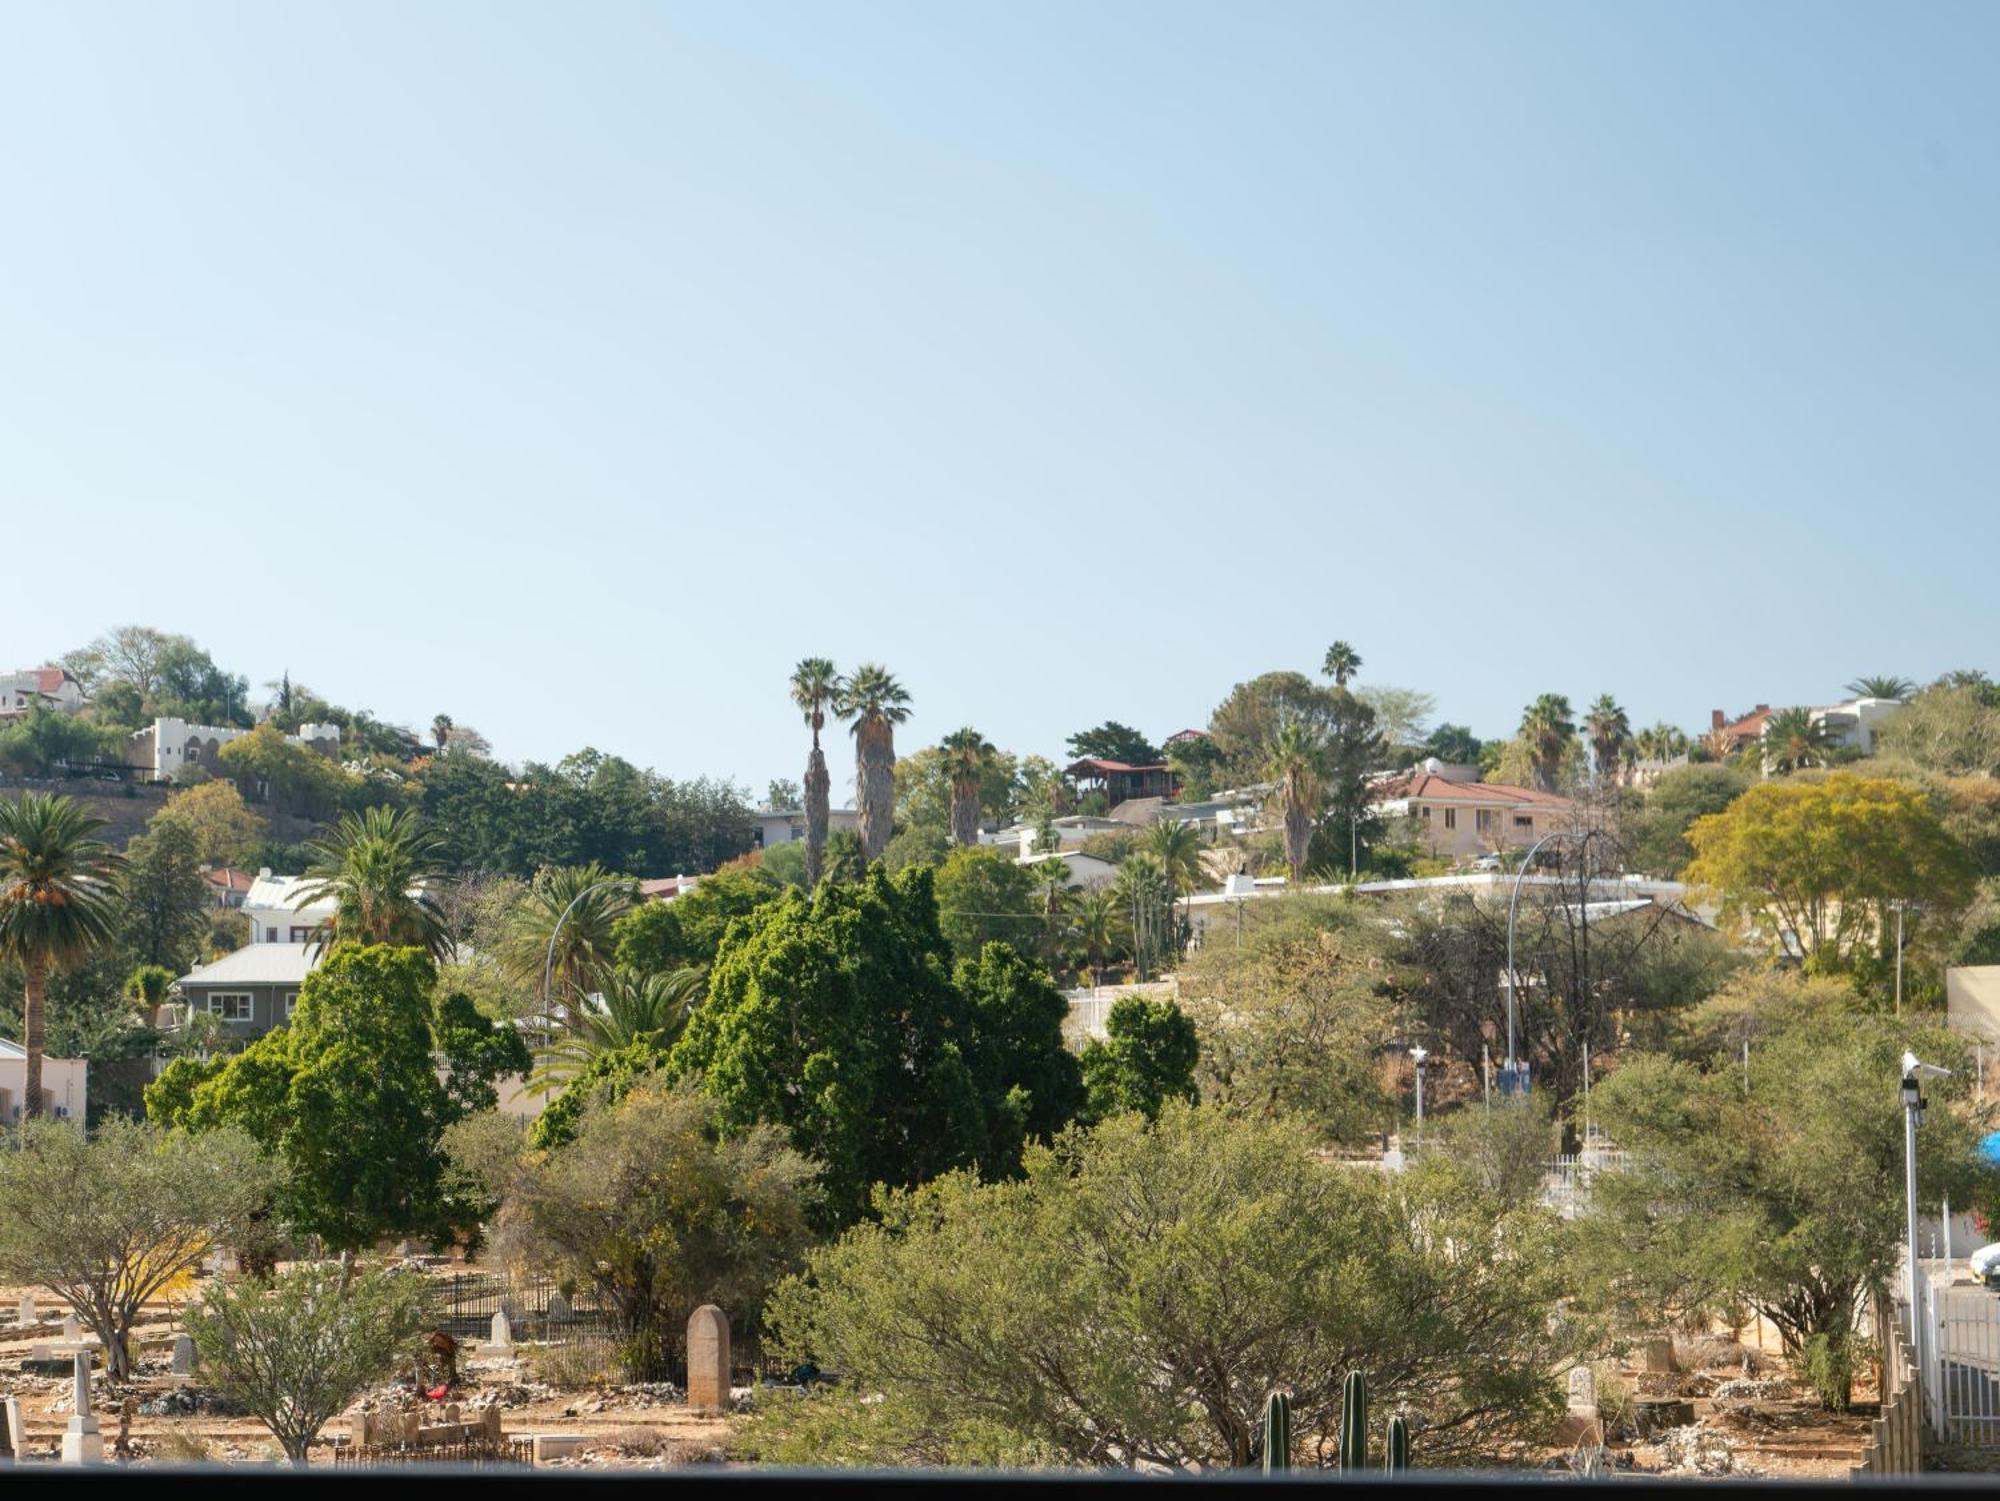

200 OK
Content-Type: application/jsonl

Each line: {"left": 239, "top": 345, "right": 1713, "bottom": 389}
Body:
{"left": 547, "top": 1291, "right": 572, "bottom": 1323}
{"left": 478, "top": 1309, "right": 513, "bottom": 1357}
{"left": 1567, "top": 1365, "right": 1598, "bottom": 1416}
{"left": 686, "top": 1304, "right": 730, "bottom": 1412}
{"left": 61, "top": 1313, "right": 80, "bottom": 1342}
{"left": 16, "top": 1292, "right": 35, "bottom": 1326}
{"left": 61, "top": 1348, "right": 103, "bottom": 1464}
{"left": 1640, "top": 1335, "right": 1677, "bottom": 1374}
{"left": 1, "top": 1394, "right": 22, "bottom": 1461}
{"left": 172, "top": 1335, "right": 198, "bottom": 1375}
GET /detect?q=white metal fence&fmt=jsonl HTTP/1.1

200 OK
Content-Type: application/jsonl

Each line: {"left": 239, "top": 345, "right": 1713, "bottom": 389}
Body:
{"left": 1539, "top": 1148, "right": 1630, "bottom": 1219}
{"left": 1916, "top": 1261, "right": 2000, "bottom": 1449}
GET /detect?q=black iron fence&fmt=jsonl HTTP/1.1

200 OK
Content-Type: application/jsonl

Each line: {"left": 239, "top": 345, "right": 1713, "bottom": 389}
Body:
{"left": 431, "top": 1272, "right": 611, "bottom": 1341}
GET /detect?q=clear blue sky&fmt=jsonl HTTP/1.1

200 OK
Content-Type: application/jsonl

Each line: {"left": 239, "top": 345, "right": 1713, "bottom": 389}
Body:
{"left": 4, "top": 2, "right": 1995, "bottom": 794}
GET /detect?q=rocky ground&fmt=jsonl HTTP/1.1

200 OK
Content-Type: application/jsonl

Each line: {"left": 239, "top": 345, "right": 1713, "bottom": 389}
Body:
{"left": 0, "top": 1273, "right": 733, "bottom": 1469}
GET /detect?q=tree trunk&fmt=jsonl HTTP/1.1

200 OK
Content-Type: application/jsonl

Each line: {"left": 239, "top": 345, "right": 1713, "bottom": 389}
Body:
{"left": 856, "top": 720, "right": 896, "bottom": 862}
{"left": 803, "top": 744, "right": 830, "bottom": 889}
{"left": 1283, "top": 798, "right": 1311, "bottom": 887}
{"left": 950, "top": 779, "right": 979, "bottom": 847}
{"left": 23, "top": 959, "right": 46, "bottom": 1121}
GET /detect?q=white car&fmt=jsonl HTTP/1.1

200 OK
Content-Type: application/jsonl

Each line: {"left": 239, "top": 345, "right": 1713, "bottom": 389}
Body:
{"left": 1969, "top": 1243, "right": 2000, "bottom": 1288}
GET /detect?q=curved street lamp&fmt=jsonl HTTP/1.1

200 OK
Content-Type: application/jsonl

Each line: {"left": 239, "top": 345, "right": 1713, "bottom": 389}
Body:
{"left": 1502, "top": 825, "right": 1607, "bottom": 1092}
{"left": 540, "top": 877, "right": 634, "bottom": 1028}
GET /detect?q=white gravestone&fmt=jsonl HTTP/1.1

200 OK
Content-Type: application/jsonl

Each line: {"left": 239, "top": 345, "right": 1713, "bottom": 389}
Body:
{"left": 1567, "top": 1365, "right": 1598, "bottom": 1416}
{"left": 477, "top": 1309, "right": 513, "bottom": 1357}
{"left": 60, "top": 1348, "right": 103, "bottom": 1464}
{"left": 1, "top": 1394, "right": 23, "bottom": 1461}
{"left": 61, "top": 1313, "right": 80, "bottom": 1342}
{"left": 172, "top": 1334, "right": 198, "bottom": 1375}
{"left": 16, "top": 1292, "right": 36, "bottom": 1326}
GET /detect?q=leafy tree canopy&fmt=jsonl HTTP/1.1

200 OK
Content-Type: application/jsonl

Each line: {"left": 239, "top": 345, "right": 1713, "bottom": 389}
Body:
{"left": 1064, "top": 721, "right": 1160, "bottom": 767}
{"left": 1079, "top": 994, "right": 1198, "bottom": 1122}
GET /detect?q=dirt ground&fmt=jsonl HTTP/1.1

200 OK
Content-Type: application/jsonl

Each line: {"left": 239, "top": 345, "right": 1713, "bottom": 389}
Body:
{"left": 0, "top": 1270, "right": 733, "bottom": 1469}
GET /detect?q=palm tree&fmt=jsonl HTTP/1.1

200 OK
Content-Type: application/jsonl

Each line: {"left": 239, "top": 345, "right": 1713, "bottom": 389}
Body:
{"left": 529, "top": 965, "right": 703, "bottom": 1091}
{"left": 1518, "top": 694, "right": 1578, "bottom": 792}
{"left": 1142, "top": 817, "right": 1206, "bottom": 925}
{"left": 291, "top": 805, "right": 452, "bottom": 961}
{"left": 0, "top": 793, "right": 123, "bottom": 1119}
{"left": 1069, "top": 888, "right": 1125, "bottom": 987}
{"left": 1583, "top": 694, "right": 1633, "bottom": 785}
{"left": 501, "top": 863, "right": 637, "bottom": 1016}
{"left": 789, "top": 658, "right": 841, "bottom": 888}
{"left": 431, "top": 713, "right": 454, "bottom": 751}
{"left": 1113, "top": 853, "right": 1173, "bottom": 981}
{"left": 1845, "top": 676, "right": 1915, "bottom": 702}
{"left": 1267, "top": 720, "right": 1327, "bottom": 885}
{"left": 1763, "top": 707, "right": 1836, "bottom": 774}
{"left": 1028, "top": 857, "right": 1076, "bottom": 965}
{"left": 838, "top": 664, "right": 912, "bottom": 863}
{"left": 1633, "top": 722, "right": 1690, "bottom": 763}
{"left": 1321, "top": 640, "right": 1363, "bottom": 687}
{"left": 940, "top": 726, "right": 996, "bottom": 847}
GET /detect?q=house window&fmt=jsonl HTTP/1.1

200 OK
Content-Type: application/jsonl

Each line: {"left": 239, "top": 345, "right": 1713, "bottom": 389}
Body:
{"left": 207, "top": 993, "right": 253, "bottom": 1022}
{"left": 282, "top": 991, "right": 300, "bottom": 1019}
{"left": 1476, "top": 809, "right": 1497, "bottom": 833}
{"left": 1514, "top": 815, "right": 1533, "bottom": 829}
{"left": 289, "top": 926, "right": 310, "bottom": 943}
{"left": 1418, "top": 805, "right": 1432, "bottom": 822}
{"left": 1443, "top": 808, "right": 1457, "bottom": 830}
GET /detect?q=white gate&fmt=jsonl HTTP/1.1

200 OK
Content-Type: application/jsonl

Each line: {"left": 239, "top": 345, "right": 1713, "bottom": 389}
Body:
{"left": 1918, "top": 1262, "right": 2000, "bottom": 1448}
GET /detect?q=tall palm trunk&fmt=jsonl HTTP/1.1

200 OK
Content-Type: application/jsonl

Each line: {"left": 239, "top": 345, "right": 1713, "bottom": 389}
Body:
{"left": 22, "top": 959, "right": 45, "bottom": 1120}
{"left": 950, "top": 776, "right": 979, "bottom": 846}
{"left": 856, "top": 718, "right": 896, "bottom": 861}
{"left": 1282, "top": 785, "right": 1312, "bottom": 886}
{"left": 803, "top": 741, "right": 831, "bottom": 889}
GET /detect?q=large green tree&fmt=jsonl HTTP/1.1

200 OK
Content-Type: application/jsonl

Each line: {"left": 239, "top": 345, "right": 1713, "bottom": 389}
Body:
{"left": 0, "top": 792, "right": 123, "bottom": 1119}
{"left": 669, "top": 866, "right": 1078, "bottom": 1225}
{"left": 752, "top": 1104, "right": 1576, "bottom": 1470}
{"left": 1583, "top": 694, "right": 1632, "bottom": 783}
{"left": 612, "top": 867, "right": 786, "bottom": 971}
{"left": 1078, "top": 994, "right": 1198, "bottom": 1121}
{"left": 1629, "top": 763, "right": 1752, "bottom": 877}
{"left": 155, "top": 944, "right": 528, "bottom": 1253}
{"left": 940, "top": 727, "right": 998, "bottom": 847}
{"left": 932, "top": 846, "right": 1041, "bottom": 964}
{"left": 1684, "top": 772, "right": 1976, "bottom": 973}
{"left": 1517, "top": 694, "right": 1578, "bottom": 792}
{"left": 1065, "top": 721, "right": 1160, "bottom": 767}
{"left": 119, "top": 816, "right": 212, "bottom": 970}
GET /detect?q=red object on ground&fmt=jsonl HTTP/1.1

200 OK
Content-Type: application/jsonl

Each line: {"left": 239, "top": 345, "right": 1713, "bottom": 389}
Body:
{"left": 425, "top": 1384, "right": 449, "bottom": 1402}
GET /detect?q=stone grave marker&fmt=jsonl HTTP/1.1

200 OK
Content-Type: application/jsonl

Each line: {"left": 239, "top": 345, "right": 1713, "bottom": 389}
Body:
{"left": 1640, "top": 1335, "right": 1677, "bottom": 1374}
{"left": 172, "top": 1334, "right": 198, "bottom": 1375}
{"left": 477, "top": 1309, "right": 513, "bottom": 1357}
{"left": 16, "top": 1292, "right": 36, "bottom": 1326}
{"left": 61, "top": 1348, "right": 103, "bottom": 1464}
{"left": 61, "top": 1313, "right": 80, "bottom": 1342}
{"left": 1567, "top": 1365, "right": 1597, "bottom": 1416}
{"left": 687, "top": 1304, "right": 730, "bottom": 1412}
{"left": 548, "top": 1291, "right": 572, "bottom": 1323}
{"left": 1, "top": 1394, "right": 22, "bottom": 1461}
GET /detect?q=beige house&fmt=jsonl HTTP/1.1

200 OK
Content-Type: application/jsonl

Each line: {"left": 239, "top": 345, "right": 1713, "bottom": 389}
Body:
{"left": 0, "top": 1038, "right": 87, "bottom": 1122}
{"left": 1373, "top": 768, "right": 1579, "bottom": 861}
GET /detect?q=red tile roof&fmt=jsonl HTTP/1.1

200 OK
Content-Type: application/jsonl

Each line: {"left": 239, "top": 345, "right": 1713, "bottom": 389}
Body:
{"left": 203, "top": 867, "right": 255, "bottom": 893}
{"left": 1374, "top": 773, "right": 1576, "bottom": 807}
{"left": 1066, "top": 758, "right": 1169, "bottom": 776}
{"left": 35, "top": 667, "right": 68, "bottom": 695}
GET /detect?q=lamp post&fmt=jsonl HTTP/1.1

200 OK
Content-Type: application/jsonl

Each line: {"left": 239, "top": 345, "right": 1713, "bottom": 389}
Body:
{"left": 1889, "top": 900, "right": 1916, "bottom": 1014}
{"left": 1903, "top": 1051, "right": 1950, "bottom": 1374}
{"left": 1410, "top": 1045, "right": 1428, "bottom": 1131}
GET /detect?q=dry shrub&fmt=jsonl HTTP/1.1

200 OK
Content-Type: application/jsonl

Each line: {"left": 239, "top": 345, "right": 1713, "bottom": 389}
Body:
{"left": 157, "top": 1424, "right": 213, "bottom": 1463}
{"left": 1675, "top": 1333, "right": 1758, "bottom": 1371}
{"left": 529, "top": 1333, "right": 622, "bottom": 1390}
{"left": 607, "top": 1428, "right": 723, "bottom": 1464}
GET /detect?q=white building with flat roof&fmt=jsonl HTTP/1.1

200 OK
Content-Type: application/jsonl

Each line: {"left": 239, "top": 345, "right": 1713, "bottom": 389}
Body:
{"left": 0, "top": 1038, "right": 87, "bottom": 1122}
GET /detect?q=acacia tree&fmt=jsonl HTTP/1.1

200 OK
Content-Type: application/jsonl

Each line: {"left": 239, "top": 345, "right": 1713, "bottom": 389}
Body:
{"left": 0, "top": 1117, "right": 274, "bottom": 1379}
{"left": 1684, "top": 772, "right": 1976, "bottom": 971}
{"left": 184, "top": 1263, "right": 431, "bottom": 1464}
{"left": 753, "top": 1104, "right": 1576, "bottom": 1469}
{"left": 789, "top": 658, "right": 841, "bottom": 888}
{"left": 839, "top": 664, "right": 911, "bottom": 863}
{"left": 0, "top": 792, "right": 123, "bottom": 1119}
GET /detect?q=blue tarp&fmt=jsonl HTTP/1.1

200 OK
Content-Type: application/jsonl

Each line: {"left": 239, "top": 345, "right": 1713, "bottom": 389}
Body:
{"left": 1978, "top": 1130, "right": 2000, "bottom": 1165}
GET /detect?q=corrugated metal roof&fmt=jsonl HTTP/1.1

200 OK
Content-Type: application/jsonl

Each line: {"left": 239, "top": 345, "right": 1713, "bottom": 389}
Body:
{"left": 179, "top": 942, "right": 319, "bottom": 987}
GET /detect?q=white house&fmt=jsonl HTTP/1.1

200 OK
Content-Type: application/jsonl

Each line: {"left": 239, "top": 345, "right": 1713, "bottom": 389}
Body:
{"left": 1805, "top": 696, "right": 1902, "bottom": 756}
{"left": 243, "top": 869, "right": 338, "bottom": 944}
{"left": 749, "top": 806, "right": 861, "bottom": 850}
{"left": 125, "top": 717, "right": 341, "bottom": 782}
{"left": 0, "top": 1038, "right": 87, "bottom": 1122}
{"left": 1018, "top": 849, "right": 1120, "bottom": 889}
{"left": 0, "top": 666, "right": 88, "bottom": 719}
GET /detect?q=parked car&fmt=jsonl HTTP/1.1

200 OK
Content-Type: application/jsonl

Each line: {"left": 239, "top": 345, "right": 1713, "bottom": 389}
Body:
{"left": 1969, "top": 1242, "right": 2000, "bottom": 1289}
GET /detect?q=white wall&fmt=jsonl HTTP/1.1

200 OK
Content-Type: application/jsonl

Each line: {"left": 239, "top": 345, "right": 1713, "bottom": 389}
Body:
{"left": 0, "top": 1055, "right": 87, "bottom": 1121}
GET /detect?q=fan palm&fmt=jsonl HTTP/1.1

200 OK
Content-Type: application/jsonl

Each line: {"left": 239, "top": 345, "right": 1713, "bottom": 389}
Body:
{"left": 1518, "top": 694, "right": 1578, "bottom": 792}
{"left": 1069, "top": 887, "right": 1125, "bottom": 988}
{"left": 1142, "top": 818, "right": 1206, "bottom": 942}
{"left": 1845, "top": 676, "right": 1914, "bottom": 702}
{"left": 1633, "top": 722, "right": 1690, "bottom": 763}
{"left": 501, "top": 862, "right": 637, "bottom": 1016}
{"left": 0, "top": 792, "right": 123, "bottom": 1119}
{"left": 431, "top": 713, "right": 454, "bottom": 751}
{"left": 1267, "top": 719, "right": 1328, "bottom": 885}
{"left": 838, "top": 664, "right": 912, "bottom": 863}
{"left": 940, "top": 727, "right": 996, "bottom": 847}
{"left": 1321, "top": 640, "right": 1362, "bottom": 687}
{"left": 789, "top": 657, "right": 841, "bottom": 889}
{"left": 1763, "top": 707, "right": 1836, "bottom": 774}
{"left": 1113, "top": 852, "right": 1174, "bottom": 981}
{"left": 1583, "top": 694, "right": 1633, "bottom": 784}
{"left": 291, "top": 805, "right": 452, "bottom": 961}
{"left": 528, "top": 965, "right": 703, "bottom": 1091}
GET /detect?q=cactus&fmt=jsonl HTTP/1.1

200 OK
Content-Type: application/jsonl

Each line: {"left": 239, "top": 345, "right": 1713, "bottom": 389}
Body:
{"left": 1261, "top": 1390, "right": 1292, "bottom": 1474}
{"left": 1339, "top": 1369, "right": 1369, "bottom": 1472}
{"left": 1385, "top": 1414, "right": 1410, "bottom": 1473}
